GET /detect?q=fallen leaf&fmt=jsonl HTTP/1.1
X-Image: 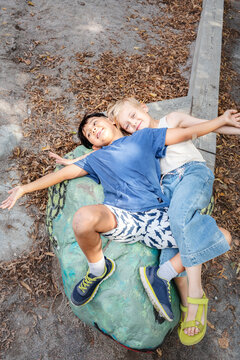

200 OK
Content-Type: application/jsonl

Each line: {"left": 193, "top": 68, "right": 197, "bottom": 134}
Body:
{"left": 45, "top": 252, "right": 55, "bottom": 257}
{"left": 207, "top": 320, "right": 215, "bottom": 329}
{"left": 23, "top": 327, "right": 30, "bottom": 335}
{"left": 41, "top": 146, "right": 51, "bottom": 151}
{"left": 156, "top": 348, "right": 162, "bottom": 357}
{"left": 218, "top": 331, "right": 229, "bottom": 349}
{"left": 20, "top": 280, "right": 32, "bottom": 293}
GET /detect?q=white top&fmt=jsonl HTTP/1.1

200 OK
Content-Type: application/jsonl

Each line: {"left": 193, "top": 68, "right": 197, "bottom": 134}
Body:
{"left": 159, "top": 116, "right": 205, "bottom": 174}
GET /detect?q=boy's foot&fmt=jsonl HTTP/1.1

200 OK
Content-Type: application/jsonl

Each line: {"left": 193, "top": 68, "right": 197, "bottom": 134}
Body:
{"left": 71, "top": 257, "right": 115, "bottom": 306}
{"left": 139, "top": 266, "right": 174, "bottom": 321}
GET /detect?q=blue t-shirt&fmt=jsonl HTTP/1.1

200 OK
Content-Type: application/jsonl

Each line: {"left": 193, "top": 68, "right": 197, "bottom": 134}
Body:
{"left": 74, "top": 128, "right": 170, "bottom": 212}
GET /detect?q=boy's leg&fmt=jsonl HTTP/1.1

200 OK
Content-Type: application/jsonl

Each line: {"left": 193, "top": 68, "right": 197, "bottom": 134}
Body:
{"left": 159, "top": 248, "right": 188, "bottom": 326}
{"left": 136, "top": 208, "right": 185, "bottom": 321}
{"left": 71, "top": 204, "right": 117, "bottom": 306}
{"left": 140, "top": 252, "right": 185, "bottom": 322}
{"left": 174, "top": 276, "right": 188, "bottom": 307}
{"left": 72, "top": 204, "right": 117, "bottom": 263}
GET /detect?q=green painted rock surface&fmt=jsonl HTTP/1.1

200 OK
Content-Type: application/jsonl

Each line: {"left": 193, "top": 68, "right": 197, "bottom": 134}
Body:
{"left": 46, "top": 145, "right": 181, "bottom": 350}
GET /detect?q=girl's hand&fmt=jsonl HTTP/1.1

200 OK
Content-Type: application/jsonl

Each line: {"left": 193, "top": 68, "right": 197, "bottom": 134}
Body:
{"left": 49, "top": 152, "right": 74, "bottom": 166}
{"left": 221, "top": 110, "right": 240, "bottom": 127}
{"left": 0, "top": 186, "right": 25, "bottom": 210}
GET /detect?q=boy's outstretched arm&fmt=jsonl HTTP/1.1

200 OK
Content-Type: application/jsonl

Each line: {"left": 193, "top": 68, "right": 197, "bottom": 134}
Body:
{"left": 166, "top": 110, "right": 240, "bottom": 135}
{"left": 0, "top": 164, "right": 87, "bottom": 210}
{"left": 165, "top": 110, "right": 240, "bottom": 146}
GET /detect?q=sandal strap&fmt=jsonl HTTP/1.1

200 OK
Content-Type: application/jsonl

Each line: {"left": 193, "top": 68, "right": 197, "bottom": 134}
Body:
{"left": 182, "top": 320, "right": 204, "bottom": 332}
{"left": 180, "top": 303, "right": 188, "bottom": 312}
{"left": 187, "top": 295, "right": 208, "bottom": 305}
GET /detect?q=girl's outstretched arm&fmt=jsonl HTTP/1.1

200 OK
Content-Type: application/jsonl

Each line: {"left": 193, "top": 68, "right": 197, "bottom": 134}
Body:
{"left": 166, "top": 110, "right": 240, "bottom": 135}
{"left": 49, "top": 151, "right": 95, "bottom": 166}
{"left": 165, "top": 110, "right": 240, "bottom": 145}
{"left": 0, "top": 164, "right": 87, "bottom": 210}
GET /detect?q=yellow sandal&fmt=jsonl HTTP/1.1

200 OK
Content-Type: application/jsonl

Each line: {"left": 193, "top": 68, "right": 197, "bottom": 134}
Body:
{"left": 179, "top": 303, "right": 187, "bottom": 325}
{"left": 178, "top": 292, "right": 208, "bottom": 346}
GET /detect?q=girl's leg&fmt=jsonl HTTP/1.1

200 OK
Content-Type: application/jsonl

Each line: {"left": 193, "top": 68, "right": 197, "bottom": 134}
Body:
{"left": 166, "top": 163, "right": 230, "bottom": 267}
{"left": 185, "top": 264, "right": 204, "bottom": 336}
{"left": 184, "top": 227, "right": 231, "bottom": 336}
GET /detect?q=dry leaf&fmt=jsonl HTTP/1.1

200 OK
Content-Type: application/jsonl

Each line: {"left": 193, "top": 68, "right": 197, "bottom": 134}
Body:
{"left": 45, "top": 252, "right": 55, "bottom": 257}
{"left": 207, "top": 320, "right": 215, "bottom": 330}
{"left": 20, "top": 280, "right": 32, "bottom": 293}
{"left": 41, "top": 146, "right": 51, "bottom": 151}
{"left": 218, "top": 332, "right": 229, "bottom": 349}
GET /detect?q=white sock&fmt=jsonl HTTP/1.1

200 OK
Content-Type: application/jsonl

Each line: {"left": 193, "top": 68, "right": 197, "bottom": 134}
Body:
{"left": 88, "top": 257, "right": 105, "bottom": 276}
{"left": 157, "top": 261, "right": 178, "bottom": 282}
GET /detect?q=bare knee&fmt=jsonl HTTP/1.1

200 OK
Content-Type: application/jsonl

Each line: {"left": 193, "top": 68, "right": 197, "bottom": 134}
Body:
{"left": 219, "top": 227, "right": 232, "bottom": 246}
{"left": 72, "top": 207, "right": 99, "bottom": 236}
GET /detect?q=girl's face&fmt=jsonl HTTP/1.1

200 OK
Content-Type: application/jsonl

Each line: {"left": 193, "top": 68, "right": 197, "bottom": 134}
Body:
{"left": 116, "top": 103, "right": 151, "bottom": 134}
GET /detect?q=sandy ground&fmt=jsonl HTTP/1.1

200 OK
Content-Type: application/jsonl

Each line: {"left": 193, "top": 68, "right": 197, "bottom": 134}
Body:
{"left": 0, "top": 1, "right": 239, "bottom": 359}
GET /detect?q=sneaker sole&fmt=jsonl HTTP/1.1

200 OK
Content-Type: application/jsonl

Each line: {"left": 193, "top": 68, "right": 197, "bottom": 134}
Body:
{"left": 139, "top": 267, "right": 173, "bottom": 322}
{"left": 71, "top": 258, "right": 116, "bottom": 307}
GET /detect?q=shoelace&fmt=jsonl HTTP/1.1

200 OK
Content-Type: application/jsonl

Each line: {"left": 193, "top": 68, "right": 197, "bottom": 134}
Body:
{"left": 167, "top": 281, "right": 171, "bottom": 303}
{"left": 78, "top": 274, "right": 95, "bottom": 293}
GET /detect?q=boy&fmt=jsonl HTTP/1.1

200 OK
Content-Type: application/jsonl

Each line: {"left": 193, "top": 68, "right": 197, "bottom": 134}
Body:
{"left": 1, "top": 112, "right": 236, "bottom": 343}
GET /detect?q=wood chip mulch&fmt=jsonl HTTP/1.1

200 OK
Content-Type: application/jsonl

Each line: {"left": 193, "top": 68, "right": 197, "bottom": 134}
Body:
{"left": 202, "top": 0, "right": 240, "bottom": 299}
{"left": 0, "top": 0, "right": 239, "bottom": 353}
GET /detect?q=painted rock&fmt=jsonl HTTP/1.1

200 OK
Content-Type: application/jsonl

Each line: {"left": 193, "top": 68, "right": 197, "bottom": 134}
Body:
{"left": 46, "top": 145, "right": 186, "bottom": 350}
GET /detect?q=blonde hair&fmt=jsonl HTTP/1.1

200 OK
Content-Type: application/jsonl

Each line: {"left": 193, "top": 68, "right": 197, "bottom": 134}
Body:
{"left": 107, "top": 97, "right": 141, "bottom": 129}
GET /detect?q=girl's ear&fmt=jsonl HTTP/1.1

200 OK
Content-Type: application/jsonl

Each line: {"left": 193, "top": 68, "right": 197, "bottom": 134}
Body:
{"left": 109, "top": 117, "right": 115, "bottom": 125}
{"left": 140, "top": 103, "right": 149, "bottom": 113}
{"left": 92, "top": 145, "right": 102, "bottom": 150}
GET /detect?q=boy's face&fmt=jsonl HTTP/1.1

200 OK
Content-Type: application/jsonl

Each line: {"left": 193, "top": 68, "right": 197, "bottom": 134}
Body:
{"left": 83, "top": 116, "right": 120, "bottom": 147}
{"left": 117, "top": 102, "right": 151, "bottom": 134}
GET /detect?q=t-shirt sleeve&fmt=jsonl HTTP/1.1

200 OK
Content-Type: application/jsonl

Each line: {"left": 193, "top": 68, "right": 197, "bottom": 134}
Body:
{"left": 74, "top": 157, "right": 101, "bottom": 184}
{"left": 150, "top": 128, "right": 168, "bottom": 158}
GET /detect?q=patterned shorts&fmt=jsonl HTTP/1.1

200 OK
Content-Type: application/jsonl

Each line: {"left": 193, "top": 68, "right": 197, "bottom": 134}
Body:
{"left": 102, "top": 205, "right": 177, "bottom": 250}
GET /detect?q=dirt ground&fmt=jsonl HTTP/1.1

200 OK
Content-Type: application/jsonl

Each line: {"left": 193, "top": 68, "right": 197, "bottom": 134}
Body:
{"left": 0, "top": 1, "right": 239, "bottom": 359}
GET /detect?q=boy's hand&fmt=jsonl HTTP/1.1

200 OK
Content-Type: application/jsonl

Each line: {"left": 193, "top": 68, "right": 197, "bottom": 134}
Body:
{"left": 221, "top": 110, "right": 240, "bottom": 127}
{"left": 0, "top": 186, "right": 25, "bottom": 210}
{"left": 49, "top": 152, "right": 74, "bottom": 166}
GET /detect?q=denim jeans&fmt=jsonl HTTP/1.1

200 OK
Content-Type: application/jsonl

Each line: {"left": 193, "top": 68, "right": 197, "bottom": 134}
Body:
{"left": 159, "top": 162, "right": 230, "bottom": 268}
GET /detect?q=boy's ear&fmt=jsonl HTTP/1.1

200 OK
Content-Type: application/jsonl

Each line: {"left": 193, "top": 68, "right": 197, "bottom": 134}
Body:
{"left": 140, "top": 103, "right": 149, "bottom": 113}
{"left": 92, "top": 145, "right": 102, "bottom": 150}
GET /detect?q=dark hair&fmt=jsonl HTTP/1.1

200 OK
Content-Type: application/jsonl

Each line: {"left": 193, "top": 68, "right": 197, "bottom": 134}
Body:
{"left": 78, "top": 112, "right": 107, "bottom": 148}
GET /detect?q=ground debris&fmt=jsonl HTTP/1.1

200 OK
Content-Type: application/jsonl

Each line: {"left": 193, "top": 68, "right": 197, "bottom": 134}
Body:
{"left": 1, "top": 0, "right": 239, "bottom": 357}
{"left": 218, "top": 330, "right": 229, "bottom": 349}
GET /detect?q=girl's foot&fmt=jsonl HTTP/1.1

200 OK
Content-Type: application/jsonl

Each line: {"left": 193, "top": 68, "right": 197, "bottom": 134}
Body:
{"left": 184, "top": 289, "right": 204, "bottom": 336}
{"left": 178, "top": 292, "right": 209, "bottom": 346}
